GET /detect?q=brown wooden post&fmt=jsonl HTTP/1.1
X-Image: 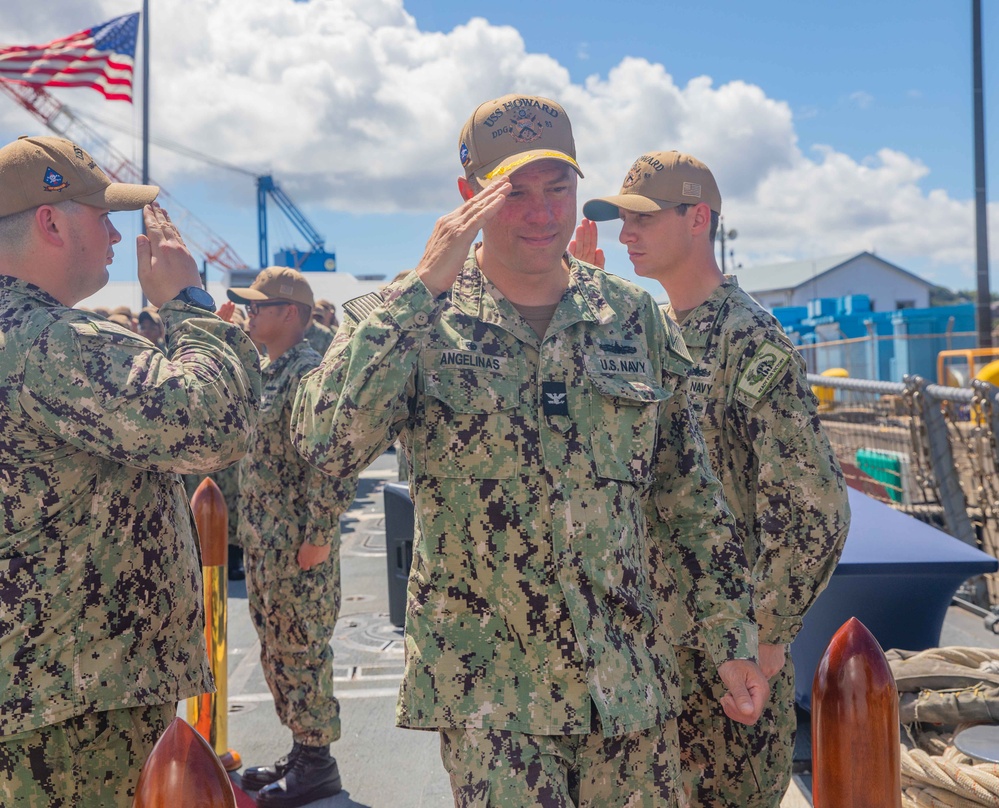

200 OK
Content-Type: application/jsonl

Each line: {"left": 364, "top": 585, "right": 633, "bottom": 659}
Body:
{"left": 133, "top": 717, "right": 236, "bottom": 807}
{"left": 812, "top": 616, "right": 902, "bottom": 807}
{"left": 186, "top": 477, "right": 241, "bottom": 771}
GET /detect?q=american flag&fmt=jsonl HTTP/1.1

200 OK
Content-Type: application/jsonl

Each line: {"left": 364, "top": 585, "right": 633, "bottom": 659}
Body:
{"left": 0, "top": 13, "right": 139, "bottom": 103}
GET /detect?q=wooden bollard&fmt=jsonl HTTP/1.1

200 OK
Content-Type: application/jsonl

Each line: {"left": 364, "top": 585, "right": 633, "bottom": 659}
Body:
{"left": 133, "top": 717, "right": 236, "bottom": 807}
{"left": 186, "top": 477, "right": 241, "bottom": 772}
{"left": 812, "top": 616, "right": 902, "bottom": 807}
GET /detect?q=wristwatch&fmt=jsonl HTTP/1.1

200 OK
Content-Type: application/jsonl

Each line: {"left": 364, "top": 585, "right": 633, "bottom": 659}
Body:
{"left": 173, "top": 286, "right": 217, "bottom": 312}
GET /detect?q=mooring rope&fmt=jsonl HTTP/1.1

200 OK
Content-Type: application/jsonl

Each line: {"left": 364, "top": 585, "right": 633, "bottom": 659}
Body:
{"left": 891, "top": 648, "right": 999, "bottom": 806}
{"left": 901, "top": 743, "right": 999, "bottom": 807}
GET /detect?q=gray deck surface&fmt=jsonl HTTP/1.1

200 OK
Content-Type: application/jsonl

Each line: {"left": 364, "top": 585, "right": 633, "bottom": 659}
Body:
{"left": 209, "top": 450, "right": 999, "bottom": 807}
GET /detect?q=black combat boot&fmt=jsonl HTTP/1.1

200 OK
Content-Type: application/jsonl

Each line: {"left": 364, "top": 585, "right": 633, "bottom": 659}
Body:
{"left": 255, "top": 744, "right": 342, "bottom": 807}
{"left": 240, "top": 742, "right": 301, "bottom": 791}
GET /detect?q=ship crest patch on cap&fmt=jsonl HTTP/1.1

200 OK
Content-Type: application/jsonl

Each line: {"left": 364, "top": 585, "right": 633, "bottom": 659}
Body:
{"left": 459, "top": 142, "right": 471, "bottom": 167}
{"left": 510, "top": 108, "right": 543, "bottom": 144}
{"left": 623, "top": 161, "right": 649, "bottom": 188}
{"left": 43, "top": 167, "right": 69, "bottom": 192}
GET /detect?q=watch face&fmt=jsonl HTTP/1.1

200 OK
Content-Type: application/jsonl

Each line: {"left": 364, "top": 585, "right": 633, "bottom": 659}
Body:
{"left": 183, "top": 287, "right": 216, "bottom": 311}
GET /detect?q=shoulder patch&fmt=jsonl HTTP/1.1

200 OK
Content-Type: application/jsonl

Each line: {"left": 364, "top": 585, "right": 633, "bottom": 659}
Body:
{"left": 736, "top": 339, "right": 792, "bottom": 401}
{"left": 664, "top": 316, "right": 692, "bottom": 363}
{"left": 342, "top": 292, "right": 384, "bottom": 324}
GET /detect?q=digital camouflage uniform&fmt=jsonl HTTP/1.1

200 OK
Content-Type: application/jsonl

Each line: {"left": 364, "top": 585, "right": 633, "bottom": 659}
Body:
{"left": 665, "top": 277, "right": 850, "bottom": 807}
{"left": 239, "top": 339, "right": 354, "bottom": 747}
{"left": 0, "top": 276, "right": 261, "bottom": 807}
{"left": 306, "top": 319, "right": 335, "bottom": 358}
{"left": 184, "top": 430, "right": 246, "bottom": 546}
{"left": 291, "top": 255, "right": 760, "bottom": 805}
{"left": 440, "top": 718, "right": 679, "bottom": 807}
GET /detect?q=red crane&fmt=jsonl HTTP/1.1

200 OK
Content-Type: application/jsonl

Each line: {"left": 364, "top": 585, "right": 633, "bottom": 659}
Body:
{"left": 0, "top": 80, "right": 251, "bottom": 274}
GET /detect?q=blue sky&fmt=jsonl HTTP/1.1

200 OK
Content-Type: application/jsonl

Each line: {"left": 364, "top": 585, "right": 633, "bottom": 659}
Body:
{"left": 408, "top": 0, "right": 986, "bottom": 199}
{"left": 0, "top": 0, "right": 996, "bottom": 298}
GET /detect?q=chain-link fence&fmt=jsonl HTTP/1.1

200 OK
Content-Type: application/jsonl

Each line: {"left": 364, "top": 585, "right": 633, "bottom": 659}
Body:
{"left": 811, "top": 373, "right": 999, "bottom": 607}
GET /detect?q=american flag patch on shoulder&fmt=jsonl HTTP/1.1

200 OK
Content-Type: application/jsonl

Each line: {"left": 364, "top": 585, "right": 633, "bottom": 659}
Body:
{"left": 342, "top": 292, "right": 384, "bottom": 324}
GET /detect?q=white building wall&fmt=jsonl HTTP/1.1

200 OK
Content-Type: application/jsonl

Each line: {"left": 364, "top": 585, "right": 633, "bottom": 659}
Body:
{"left": 744, "top": 256, "right": 931, "bottom": 312}
{"left": 788, "top": 259, "right": 930, "bottom": 311}
{"left": 751, "top": 289, "right": 793, "bottom": 309}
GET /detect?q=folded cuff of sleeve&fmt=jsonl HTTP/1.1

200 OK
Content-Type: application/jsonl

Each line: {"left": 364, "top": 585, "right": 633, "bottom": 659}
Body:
{"left": 157, "top": 299, "right": 220, "bottom": 330}
{"left": 755, "top": 610, "right": 803, "bottom": 645}
{"left": 383, "top": 272, "right": 441, "bottom": 331}
{"left": 704, "top": 621, "right": 759, "bottom": 666}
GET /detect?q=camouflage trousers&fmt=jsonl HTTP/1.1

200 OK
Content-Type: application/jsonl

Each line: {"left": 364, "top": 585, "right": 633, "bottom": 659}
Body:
{"left": 245, "top": 547, "right": 341, "bottom": 746}
{"left": 675, "top": 646, "right": 795, "bottom": 808}
{"left": 0, "top": 702, "right": 175, "bottom": 808}
{"left": 440, "top": 716, "right": 680, "bottom": 807}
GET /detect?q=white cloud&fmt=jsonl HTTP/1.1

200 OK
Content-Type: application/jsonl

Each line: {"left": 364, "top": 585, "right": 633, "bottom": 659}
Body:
{"left": 0, "top": 0, "right": 991, "bottom": 289}
{"left": 729, "top": 145, "right": 994, "bottom": 287}
{"left": 848, "top": 90, "right": 874, "bottom": 109}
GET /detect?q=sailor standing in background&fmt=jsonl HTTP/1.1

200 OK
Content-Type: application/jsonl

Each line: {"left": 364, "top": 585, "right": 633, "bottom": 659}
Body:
{"left": 580, "top": 150, "right": 850, "bottom": 807}
{"left": 228, "top": 267, "right": 356, "bottom": 808}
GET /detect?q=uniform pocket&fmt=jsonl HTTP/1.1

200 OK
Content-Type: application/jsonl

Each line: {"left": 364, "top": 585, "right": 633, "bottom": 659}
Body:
{"left": 586, "top": 370, "right": 670, "bottom": 483}
{"left": 422, "top": 369, "right": 522, "bottom": 479}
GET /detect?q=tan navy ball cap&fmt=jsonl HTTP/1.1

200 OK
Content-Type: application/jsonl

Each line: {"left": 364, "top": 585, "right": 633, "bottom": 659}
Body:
{"left": 137, "top": 306, "right": 163, "bottom": 327}
{"left": 583, "top": 151, "right": 721, "bottom": 221}
{"left": 458, "top": 93, "right": 583, "bottom": 186}
{"left": 0, "top": 135, "right": 159, "bottom": 218}
{"left": 227, "top": 266, "right": 315, "bottom": 309}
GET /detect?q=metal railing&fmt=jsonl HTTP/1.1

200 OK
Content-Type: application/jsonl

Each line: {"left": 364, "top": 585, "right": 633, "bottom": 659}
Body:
{"left": 796, "top": 330, "right": 979, "bottom": 383}
{"left": 810, "top": 373, "right": 999, "bottom": 606}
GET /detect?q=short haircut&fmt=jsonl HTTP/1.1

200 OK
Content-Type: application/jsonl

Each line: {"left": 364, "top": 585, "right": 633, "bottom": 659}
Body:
{"left": 675, "top": 203, "right": 720, "bottom": 243}
{"left": 292, "top": 301, "right": 312, "bottom": 327}
{"left": 0, "top": 207, "right": 37, "bottom": 252}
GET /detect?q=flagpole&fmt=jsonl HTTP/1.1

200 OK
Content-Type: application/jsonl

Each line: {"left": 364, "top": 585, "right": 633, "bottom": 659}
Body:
{"left": 973, "top": 0, "right": 992, "bottom": 348}
{"left": 141, "top": 0, "right": 150, "bottom": 307}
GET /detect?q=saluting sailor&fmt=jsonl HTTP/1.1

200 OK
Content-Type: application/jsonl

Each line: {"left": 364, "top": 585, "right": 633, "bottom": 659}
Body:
{"left": 292, "top": 96, "right": 769, "bottom": 807}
